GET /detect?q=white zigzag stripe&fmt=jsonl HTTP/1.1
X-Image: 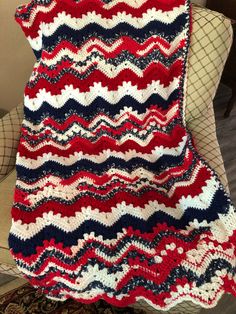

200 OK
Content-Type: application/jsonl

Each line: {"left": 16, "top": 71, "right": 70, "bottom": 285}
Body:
{"left": 26, "top": 31, "right": 43, "bottom": 52}
{"left": 29, "top": 58, "right": 181, "bottom": 84}
{"left": 14, "top": 256, "right": 234, "bottom": 306}
{"left": 12, "top": 208, "right": 236, "bottom": 296}
{"left": 11, "top": 172, "right": 220, "bottom": 239}
{"left": 23, "top": 0, "right": 186, "bottom": 52}
{"left": 24, "top": 162, "right": 207, "bottom": 206}
{"left": 71, "top": 59, "right": 180, "bottom": 76}
{"left": 43, "top": 38, "right": 124, "bottom": 65}
{"left": 98, "top": 0, "right": 176, "bottom": 10}
{"left": 15, "top": 246, "right": 233, "bottom": 280}
{"left": 20, "top": 0, "right": 183, "bottom": 30}
{"left": 16, "top": 262, "right": 138, "bottom": 295}
{"left": 25, "top": 79, "right": 180, "bottom": 110}
{"left": 186, "top": 203, "right": 236, "bottom": 243}
{"left": 17, "top": 0, "right": 57, "bottom": 28}
{"left": 16, "top": 134, "right": 188, "bottom": 168}
{"left": 29, "top": 28, "right": 186, "bottom": 58}
{"left": 167, "top": 284, "right": 224, "bottom": 310}
{"left": 22, "top": 103, "right": 179, "bottom": 133}
{"left": 18, "top": 127, "right": 185, "bottom": 149}
{"left": 18, "top": 1, "right": 56, "bottom": 52}
{"left": 45, "top": 288, "right": 224, "bottom": 309}
{"left": 41, "top": 30, "right": 187, "bottom": 67}
{"left": 136, "top": 29, "right": 187, "bottom": 56}
{"left": 16, "top": 151, "right": 190, "bottom": 191}
{"left": 41, "top": 6, "right": 186, "bottom": 37}
{"left": 183, "top": 246, "right": 233, "bottom": 276}
{"left": 40, "top": 55, "right": 181, "bottom": 77}
{"left": 11, "top": 225, "right": 234, "bottom": 271}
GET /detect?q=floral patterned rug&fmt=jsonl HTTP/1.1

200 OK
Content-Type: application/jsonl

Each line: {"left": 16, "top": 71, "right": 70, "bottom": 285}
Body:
{"left": 0, "top": 283, "right": 146, "bottom": 314}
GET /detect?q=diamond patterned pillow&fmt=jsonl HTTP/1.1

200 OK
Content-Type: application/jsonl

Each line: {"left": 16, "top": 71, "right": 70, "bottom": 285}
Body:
{"left": 184, "top": 4, "right": 233, "bottom": 122}
{"left": 0, "top": 103, "right": 24, "bottom": 182}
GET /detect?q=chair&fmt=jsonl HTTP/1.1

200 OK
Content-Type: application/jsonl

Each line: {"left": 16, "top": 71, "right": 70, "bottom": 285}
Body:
{"left": 0, "top": 3, "right": 233, "bottom": 313}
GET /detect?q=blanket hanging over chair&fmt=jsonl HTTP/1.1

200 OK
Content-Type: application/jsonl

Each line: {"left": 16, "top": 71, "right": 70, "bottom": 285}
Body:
{"left": 8, "top": 0, "right": 236, "bottom": 311}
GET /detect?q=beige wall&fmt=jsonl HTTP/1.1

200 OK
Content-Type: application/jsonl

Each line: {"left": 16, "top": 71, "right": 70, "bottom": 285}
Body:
{"left": 0, "top": 1, "right": 35, "bottom": 112}
{"left": 0, "top": 0, "right": 206, "bottom": 113}
{"left": 191, "top": 0, "right": 206, "bottom": 5}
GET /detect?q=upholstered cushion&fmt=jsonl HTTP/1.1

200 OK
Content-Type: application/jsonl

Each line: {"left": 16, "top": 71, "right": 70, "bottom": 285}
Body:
{"left": 184, "top": 4, "right": 233, "bottom": 122}
{"left": 0, "top": 102, "right": 24, "bottom": 181}
{"left": 0, "top": 169, "right": 22, "bottom": 276}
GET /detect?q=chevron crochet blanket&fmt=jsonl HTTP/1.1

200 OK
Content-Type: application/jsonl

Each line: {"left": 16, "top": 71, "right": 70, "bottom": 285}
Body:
{"left": 8, "top": 0, "right": 236, "bottom": 311}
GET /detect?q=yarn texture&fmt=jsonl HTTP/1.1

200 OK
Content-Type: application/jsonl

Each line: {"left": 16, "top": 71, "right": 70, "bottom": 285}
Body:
{"left": 8, "top": 0, "right": 236, "bottom": 310}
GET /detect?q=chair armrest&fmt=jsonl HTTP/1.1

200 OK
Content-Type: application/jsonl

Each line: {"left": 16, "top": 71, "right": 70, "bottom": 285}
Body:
{"left": 186, "top": 101, "right": 230, "bottom": 195}
{"left": 185, "top": 5, "right": 233, "bottom": 123}
{"left": 0, "top": 102, "right": 24, "bottom": 182}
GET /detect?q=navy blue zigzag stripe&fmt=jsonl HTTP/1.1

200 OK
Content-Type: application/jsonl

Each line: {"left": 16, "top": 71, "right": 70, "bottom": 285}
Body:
{"left": 9, "top": 190, "right": 231, "bottom": 256}
{"left": 23, "top": 92, "right": 180, "bottom": 123}
{"left": 43, "top": 16, "right": 188, "bottom": 52}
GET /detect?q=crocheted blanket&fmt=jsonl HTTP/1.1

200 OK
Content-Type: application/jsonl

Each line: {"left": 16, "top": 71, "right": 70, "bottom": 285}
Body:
{"left": 8, "top": 0, "right": 236, "bottom": 311}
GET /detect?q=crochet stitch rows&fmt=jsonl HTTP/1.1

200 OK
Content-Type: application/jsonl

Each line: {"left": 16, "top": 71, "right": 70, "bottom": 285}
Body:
{"left": 8, "top": 0, "right": 236, "bottom": 311}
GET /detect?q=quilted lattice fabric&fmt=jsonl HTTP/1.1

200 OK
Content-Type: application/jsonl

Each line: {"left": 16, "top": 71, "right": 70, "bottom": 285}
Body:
{"left": 7, "top": 0, "right": 236, "bottom": 311}
{"left": 0, "top": 104, "right": 24, "bottom": 181}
